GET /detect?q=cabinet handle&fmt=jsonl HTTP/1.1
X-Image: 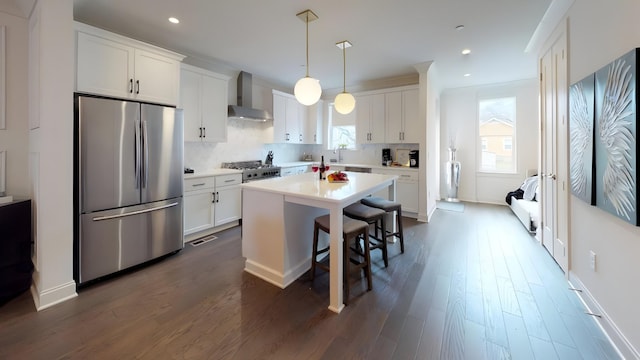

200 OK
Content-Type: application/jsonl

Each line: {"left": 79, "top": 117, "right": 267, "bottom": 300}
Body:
{"left": 129, "top": 79, "right": 133, "bottom": 94}
{"left": 199, "top": 127, "right": 202, "bottom": 138}
{"left": 314, "top": 134, "right": 316, "bottom": 142}
{"left": 135, "top": 80, "right": 140, "bottom": 94}
{"left": 299, "top": 134, "right": 302, "bottom": 142}
{"left": 212, "top": 192, "right": 216, "bottom": 203}
{"left": 192, "top": 183, "right": 206, "bottom": 187}
{"left": 216, "top": 191, "right": 220, "bottom": 203}
{"left": 224, "top": 179, "right": 235, "bottom": 183}
{"left": 203, "top": 127, "right": 206, "bottom": 138}
{"left": 285, "top": 133, "right": 290, "bottom": 141}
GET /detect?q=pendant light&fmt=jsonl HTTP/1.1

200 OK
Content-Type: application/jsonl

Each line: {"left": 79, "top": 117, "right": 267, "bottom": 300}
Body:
{"left": 294, "top": 9, "right": 322, "bottom": 106}
{"left": 334, "top": 40, "right": 355, "bottom": 115}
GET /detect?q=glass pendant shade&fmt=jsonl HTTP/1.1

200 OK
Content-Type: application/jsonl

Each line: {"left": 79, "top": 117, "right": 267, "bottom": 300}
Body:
{"left": 334, "top": 92, "right": 355, "bottom": 114}
{"left": 295, "top": 76, "right": 322, "bottom": 106}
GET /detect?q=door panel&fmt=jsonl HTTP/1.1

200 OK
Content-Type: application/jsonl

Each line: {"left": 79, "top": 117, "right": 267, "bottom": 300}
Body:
{"left": 79, "top": 96, "right": 140, "bottom": 213}
{"left": 141, "top": 105, "right": 184, "bottom": 203}
{"left": 79, "top": 198, "right": 183, "bottom": 283}
{"left": 542, "top": 49, "right": 556, "bottom": 255}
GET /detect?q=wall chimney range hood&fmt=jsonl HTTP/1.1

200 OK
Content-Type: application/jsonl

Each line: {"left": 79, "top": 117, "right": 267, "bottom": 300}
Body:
{"left": 227, "top": 71, "right": 273, "bottom": 121}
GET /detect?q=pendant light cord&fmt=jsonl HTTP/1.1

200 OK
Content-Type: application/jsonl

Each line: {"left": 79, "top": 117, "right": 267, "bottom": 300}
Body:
{"left": 305, "top": 12, "right": 310, "bottom": 77}
{"left": 342, "top": 44, "right": 346, "bottom": 92}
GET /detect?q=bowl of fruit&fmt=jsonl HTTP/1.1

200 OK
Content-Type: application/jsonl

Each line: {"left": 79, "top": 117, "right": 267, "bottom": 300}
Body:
{"left": 327, "top": 171, "right": 349, "bottom": 183}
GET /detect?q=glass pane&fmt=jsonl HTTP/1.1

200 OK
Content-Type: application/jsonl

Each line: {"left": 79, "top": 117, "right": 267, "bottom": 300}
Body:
{"left": 478, "top": 97, "right": 516, "bottom": 172}
{"left": 330, "top": 125, "right": 356, "bottom": 149}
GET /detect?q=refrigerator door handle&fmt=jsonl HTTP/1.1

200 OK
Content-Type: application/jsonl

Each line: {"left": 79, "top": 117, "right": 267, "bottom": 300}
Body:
{"left": 142, "top": 119, "right": 149, "bottom": 188}
{"left": 92, "top": 202, "right": 179, "bottom": 221}
{"left": 134, "top": 118, "right": 141, "bottom": 188}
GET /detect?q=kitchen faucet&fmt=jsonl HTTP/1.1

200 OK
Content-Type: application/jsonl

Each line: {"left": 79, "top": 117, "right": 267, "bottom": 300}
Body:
{"left": 333, "top": 145, "right": 345, "bottom": 162}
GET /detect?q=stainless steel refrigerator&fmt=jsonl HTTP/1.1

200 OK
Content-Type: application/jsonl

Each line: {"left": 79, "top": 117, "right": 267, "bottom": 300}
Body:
{"left": 75, "top": 95, "right": 184, "bottom": 285}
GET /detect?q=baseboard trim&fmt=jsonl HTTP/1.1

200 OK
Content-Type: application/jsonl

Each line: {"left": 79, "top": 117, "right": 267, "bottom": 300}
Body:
{"left": 568, "top": 272, "right": 637, "bottom": 359}
{"left": 30, "top": 280, "right": 77, "bottom": 311}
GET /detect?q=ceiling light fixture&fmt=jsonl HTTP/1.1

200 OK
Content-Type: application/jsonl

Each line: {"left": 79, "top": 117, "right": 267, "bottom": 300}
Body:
{"left": 461, "top": 49, "right": 471, "bottom": 55}
{"left": 168, "top": 17, "right": 180, "bottom": 24}
{"left": 294, "top": 9, "right": 322, "bottom": 106}
{"left": 334, "top": 40, "right": 355, "bottom": 115}
{"left": 464, "top": 73, "right": 471, "bottom": 77}
{"left": 455, "top": 25, "right": 465, "bottom": 30}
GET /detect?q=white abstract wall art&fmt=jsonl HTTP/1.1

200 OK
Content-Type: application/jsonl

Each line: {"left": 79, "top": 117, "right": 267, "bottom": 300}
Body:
{"left": 569, "top": 73, "right": 595, "bottom": 205}
{"left": 594, "top": 48, "right": 638, "bottom": 225}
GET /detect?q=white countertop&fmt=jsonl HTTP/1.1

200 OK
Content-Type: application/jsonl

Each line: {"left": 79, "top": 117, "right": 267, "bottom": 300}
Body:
{"left": 183, "top": 168, "right": 242, "bottom": 179}
{"left": 276, "top": 161, "right": 418, "bottom": 172}
{"left": 241, "top": 171, "right": 397, "bottom": 203}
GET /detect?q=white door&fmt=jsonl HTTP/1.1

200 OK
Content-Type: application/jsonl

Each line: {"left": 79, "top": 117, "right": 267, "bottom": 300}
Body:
{"left": 540, "top": 27, "right": 569, "bottom": 274}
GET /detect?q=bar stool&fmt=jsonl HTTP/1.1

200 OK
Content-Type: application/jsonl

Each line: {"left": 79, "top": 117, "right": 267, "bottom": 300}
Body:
{"left": 310, "top": 214, "right": 372, "bottom": 305}
{"left": 361, "top": 197, "right": 405, "bottom": 253}
{"left": 343, "top": 202, "right": 389, "bottom": 267}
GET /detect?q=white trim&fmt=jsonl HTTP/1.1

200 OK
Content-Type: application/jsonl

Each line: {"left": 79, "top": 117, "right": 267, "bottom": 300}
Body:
{"left": 568, "top": 272, "right": 635, "bottom": 360}
{"left": 0, "top": 150, "right": 5, "bottom": 195}
{"left": 244, "top": 257, "right": 311, "bottom": 289}
{"left": 0, "top": 26, "right": 5, "bottom": 130}
{"left": 30, "top": 280, "right": 77, "bottom": 311}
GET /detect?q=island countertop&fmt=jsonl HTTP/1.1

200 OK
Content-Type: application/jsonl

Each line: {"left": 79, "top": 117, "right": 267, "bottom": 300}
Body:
{"left": 241, "top": 171, "right": 398, "bottom": 204}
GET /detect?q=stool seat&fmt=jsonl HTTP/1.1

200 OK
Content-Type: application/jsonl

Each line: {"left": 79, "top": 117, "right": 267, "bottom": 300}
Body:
{"left": 361, "top": 197, "right": 401, "bottom": 212}
{"left": 344, "top": 202, "right": 389, "bottom": 267}
{"left": 311, "top": 214, "right": 372, "bottom": 305}
{"left": 361, "top": 196, "right": 405, "bottom": 254}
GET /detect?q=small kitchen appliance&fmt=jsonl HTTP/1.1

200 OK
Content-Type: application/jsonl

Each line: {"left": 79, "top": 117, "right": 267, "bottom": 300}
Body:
{"left": 382, "top": 148, "right": 391, "bottom": 166}
{"left": 409, "top": 150, "right": 419, "bottom": 168}
{"left": 221, "top": 160, "right": 281, "bottom": 182}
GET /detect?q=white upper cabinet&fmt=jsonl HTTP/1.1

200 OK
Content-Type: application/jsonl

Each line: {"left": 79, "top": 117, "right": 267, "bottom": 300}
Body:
{"left": 75, "top": 22, "right": 184, "bottom": 106}
{"left": 180, "top": 64, "right": 230, "bottom": 142}
{"left": 385, "top": 88, "right": 419, "bottom": 143}
{"left": 272, "top": 90, "right": 319, "bottom": 144}
{"left": 356, "top": 93, "right": 385, "bottom": 144}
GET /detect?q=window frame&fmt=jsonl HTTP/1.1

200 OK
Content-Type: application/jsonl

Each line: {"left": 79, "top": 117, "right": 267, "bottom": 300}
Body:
{"left": 477, "top": 95, "right": 517, "bottom": 174}
{"left": 327, "top": 102, "right": 357, "bottom": 150}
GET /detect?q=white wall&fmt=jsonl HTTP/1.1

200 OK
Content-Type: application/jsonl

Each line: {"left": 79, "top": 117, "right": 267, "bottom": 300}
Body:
{"left": 561, "top": 0, "right": 640, "bottom": 356}
{"left": 440, "top": 79, "right": 539, "bottom": 204}
{"left": 0, "top": 7, "right": 28, "bottom": 197}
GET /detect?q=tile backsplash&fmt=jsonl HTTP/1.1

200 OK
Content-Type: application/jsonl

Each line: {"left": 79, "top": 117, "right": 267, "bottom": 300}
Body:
{"left": 184, "top": 119, "right": 418, "bottom": 171}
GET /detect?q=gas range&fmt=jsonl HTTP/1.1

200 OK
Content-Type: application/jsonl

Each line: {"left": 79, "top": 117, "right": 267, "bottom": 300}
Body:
{"left": 221, "top": 160, "right": 281, "bottom": 183}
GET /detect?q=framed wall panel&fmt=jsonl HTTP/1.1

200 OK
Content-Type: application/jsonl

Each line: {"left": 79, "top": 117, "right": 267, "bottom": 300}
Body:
{"left": 569, "top": 73, "right": 595, "bottom": 205}
{"left": 594, "top": 48, "right": 638, "bottom": 225}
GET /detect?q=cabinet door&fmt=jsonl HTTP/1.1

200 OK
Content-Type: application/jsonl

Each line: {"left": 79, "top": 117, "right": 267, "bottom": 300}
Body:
{"left": 402, "top": 89, "right": 420, "bottom": 143}
{"left": 77, "top": 32, "right": 134, "bottom": 99}
{"left": 184, "top": 190, "right": 215, "bottom": 235}
{"left": 297, "top": 102, "right": 308, "bottom": 143}
{"left": 180, "top": 68, "right": 202, "bottom": 142}
{"left": 272, "top": 92, "right": 287, "bottom": 143}
{"left": 285, "top": 97, "right": 301, "bottom": 143}
{"left": 385, "top": 92, "right": 403, "bottom": 143}
{"left": 305, "top": 100, "right": 323, "bottom": 144}
{"left": 397, "top": 181, "right": 419, "bottom": 213}
{"left": 355, "top": 95, "right": 371, "bottom": 144}
{"left": 214, "top": 186, "right": 241, "bottom": 226}
{"left": 201, "top": 73, "right": 228, "bottom": 142}
{"left": 134, "top": 49, "right": 180, "bottom": 105}
{"left": 369, "top": 94, "right": 386, "bottom": 143}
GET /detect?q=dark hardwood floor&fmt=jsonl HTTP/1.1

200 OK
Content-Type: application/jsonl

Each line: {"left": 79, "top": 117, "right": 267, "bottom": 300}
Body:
{"left": 0, "top": 202, "right": 621, "bottom": 359}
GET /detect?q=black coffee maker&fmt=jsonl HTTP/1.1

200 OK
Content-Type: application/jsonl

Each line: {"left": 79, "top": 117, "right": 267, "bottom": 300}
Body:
{"left": 382, "top": 148, "right": 391, "bottom": 166}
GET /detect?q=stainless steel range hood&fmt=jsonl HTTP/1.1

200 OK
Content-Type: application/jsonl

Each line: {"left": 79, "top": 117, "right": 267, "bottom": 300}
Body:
{"left": 227, "top": 71, "right": 273, "bottom": 121}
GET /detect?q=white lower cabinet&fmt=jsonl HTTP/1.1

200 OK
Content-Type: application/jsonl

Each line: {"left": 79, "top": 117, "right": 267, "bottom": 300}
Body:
{"left": 372, "top": 169, "right": 419, "bottom": 215}
{"left": 184, "top": 174, "right": 242, "bottom": 240}
{"left": 280, "top": 165, "right": 309, "bottom": 176}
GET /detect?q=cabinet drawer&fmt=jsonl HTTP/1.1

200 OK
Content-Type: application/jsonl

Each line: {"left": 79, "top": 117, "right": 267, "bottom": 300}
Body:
{"left": 396, "top": 172, "right": 419, "bottom": 183}
{"left": 184, "top": 177, "right": 215, "bottom": 192}
{"left": 215, "top": 174, "right": 242, "bottom": 187}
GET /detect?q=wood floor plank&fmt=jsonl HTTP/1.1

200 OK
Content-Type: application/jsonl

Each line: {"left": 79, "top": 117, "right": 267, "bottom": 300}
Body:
{"left": 529, "top": 336, "right": 559, "bottom": 360}
{"left": 0, "top": 203, "right": 620, "bottom": 360}
{"left": 503, "top": 312, "right": 535, "bottom": 360}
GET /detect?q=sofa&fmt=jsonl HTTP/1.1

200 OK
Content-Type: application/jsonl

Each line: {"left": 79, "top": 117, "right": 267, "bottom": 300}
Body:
{"left": 506, "top": 173, "right": 540, "bottom": 234}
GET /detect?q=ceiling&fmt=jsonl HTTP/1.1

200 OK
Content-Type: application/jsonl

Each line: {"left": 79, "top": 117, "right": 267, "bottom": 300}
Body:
{"left": 73, "top": 0, "right": 552, "bottom": 92}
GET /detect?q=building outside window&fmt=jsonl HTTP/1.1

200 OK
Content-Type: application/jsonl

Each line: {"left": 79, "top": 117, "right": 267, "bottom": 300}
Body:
{"left": 328, "top": 103, "right": 356, "bottom": 150}
{"left": 478, "top": 96, "right": 516, "bottom": 173}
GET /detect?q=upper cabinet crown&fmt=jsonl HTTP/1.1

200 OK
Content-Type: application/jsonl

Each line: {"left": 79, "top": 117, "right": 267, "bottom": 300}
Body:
{"left": 180, "top": 64, "right": 230, "bottom": 143}
{"left": 75, "top": 22, "right": 185, "bottom": 106}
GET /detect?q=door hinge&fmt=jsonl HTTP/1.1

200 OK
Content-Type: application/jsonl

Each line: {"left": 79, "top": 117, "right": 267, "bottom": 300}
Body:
{"left": 540, "top": 73, "right": 543, "bottom": 81}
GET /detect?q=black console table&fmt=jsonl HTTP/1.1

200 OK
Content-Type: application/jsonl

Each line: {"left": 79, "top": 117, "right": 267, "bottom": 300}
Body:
{"left": 0, "top": 199, "right": 33, "bottom": 304}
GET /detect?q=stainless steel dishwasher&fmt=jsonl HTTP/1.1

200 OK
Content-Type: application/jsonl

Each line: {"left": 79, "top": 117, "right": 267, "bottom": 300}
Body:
{"left": 344, "top": 166, "right": 372, "bottom": 173}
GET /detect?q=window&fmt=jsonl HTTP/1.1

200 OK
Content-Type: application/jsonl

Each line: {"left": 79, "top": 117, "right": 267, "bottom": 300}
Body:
{"left": 327, "top": 103, "right": 356, "bottom": 150}
{"left": 478, "top": 96, "right": 516, "bottom": 173}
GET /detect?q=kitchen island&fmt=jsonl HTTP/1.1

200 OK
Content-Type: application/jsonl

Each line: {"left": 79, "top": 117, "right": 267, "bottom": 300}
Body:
{"left": 241, "top": 171, "right": 397, "bottom": 313}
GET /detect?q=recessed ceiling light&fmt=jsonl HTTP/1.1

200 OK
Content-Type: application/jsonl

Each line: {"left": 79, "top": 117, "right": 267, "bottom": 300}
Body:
{"left": 168, "top": 17, "right": 180, "bottom": 24}
{"left": 455, "top": 25, "right": 465, "bottom": 30}
{"left": 464, "top": 73, "right": 471, "bottom": 77}
{"left": 461, "top": 49, "right": 471, "bottom": 55}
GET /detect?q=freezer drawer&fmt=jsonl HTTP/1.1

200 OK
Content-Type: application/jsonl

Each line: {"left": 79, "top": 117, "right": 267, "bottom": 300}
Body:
{"left": 79, "top": 198, "right": 183, "bottom": 284}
